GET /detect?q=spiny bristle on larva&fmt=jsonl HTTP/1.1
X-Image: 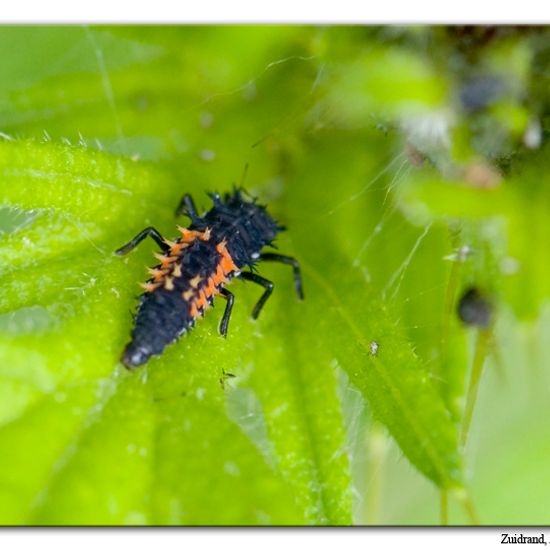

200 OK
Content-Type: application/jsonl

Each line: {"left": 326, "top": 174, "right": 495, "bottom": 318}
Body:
{"left": 177, "top": 227, "right": 211, "bottom": 243}
{"left": 139, "top": 281, "right": 161, "bottom": 292}
{"left": 146, "top": 266, "right": 166, "bottom": 280}
{"left": 164, "top": 239, "right": 187, "bottom": 254}
{"left": 153, "top": 252, "right": 177, "bottom": 267}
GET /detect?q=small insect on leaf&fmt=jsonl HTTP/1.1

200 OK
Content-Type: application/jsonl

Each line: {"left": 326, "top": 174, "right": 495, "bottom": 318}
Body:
{"left": 115, "top": 189, "right": 304, "bottom": 369}
{"left": 369, "top": 340, "right": 380, "bottom": 356}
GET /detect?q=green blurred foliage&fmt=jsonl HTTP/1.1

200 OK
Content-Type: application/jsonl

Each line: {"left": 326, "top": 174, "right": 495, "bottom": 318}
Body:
{"left": 0, "top": 25, "right": 549, "bottom": 525}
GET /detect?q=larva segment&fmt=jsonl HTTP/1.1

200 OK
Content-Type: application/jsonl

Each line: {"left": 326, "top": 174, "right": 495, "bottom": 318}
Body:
{"left": 184, "top": 241, "right": 239, "bottom": 322}
{"left": 144, "top": 240, "right": 189, "bottom": 293}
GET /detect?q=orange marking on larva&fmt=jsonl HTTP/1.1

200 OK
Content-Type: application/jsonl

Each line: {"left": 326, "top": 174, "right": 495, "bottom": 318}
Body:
{"left": 212, "top": 264, "right": 226, "bottom": 286}
{"left": 222, "top": 257, "right": 236, "bottom": 274}
{"left": 164, "top": 277, "right": 174, "bottom": 291}
{"left": 224, "top": 258, "right": 238, "bottom": 275}
{"left": 216, "top": 241, "right": 238, "bottom": 274}
{"left": 195, "top": 290, "right": 208, "bottom": 309}
{"left": 205, "top": 277, "right": 217, "bottom": 296}
{"left": 182, "top": 289, "right": 194, "bottom": 301}
{"left": 190, "top": 275, "right": 202, "bottom": 288}
{"left": 202, "top": 287, "right": 212, "bottom": 301}
{"left": 212, "top": 272, "right": 223, "bottom": 286}
{"left": 188, "top": 275, "right": 220, "bottom": 319}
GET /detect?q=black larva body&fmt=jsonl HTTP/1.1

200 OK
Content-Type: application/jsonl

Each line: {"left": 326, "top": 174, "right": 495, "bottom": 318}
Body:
{"left": 124, "top": 238, "right": 221, "bottom": 365}
{"left": 199, "top": 192, "right": 282, "bottom": 267}
{"left": 116, "top": 189, "right": 303, "bottom": 369}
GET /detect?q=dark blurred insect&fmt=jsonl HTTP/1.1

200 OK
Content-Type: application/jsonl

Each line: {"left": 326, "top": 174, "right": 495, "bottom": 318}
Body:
{"left": 457, "top": 287, "right": 493, "bottom": 328}
{"left": 115, "top": 188, "right": 303, "bottom": 369}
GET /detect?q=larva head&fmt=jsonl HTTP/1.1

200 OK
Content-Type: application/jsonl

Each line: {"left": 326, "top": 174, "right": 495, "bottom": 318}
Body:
{"left": 212, "top": 188, "right": 283, "bottom": 246}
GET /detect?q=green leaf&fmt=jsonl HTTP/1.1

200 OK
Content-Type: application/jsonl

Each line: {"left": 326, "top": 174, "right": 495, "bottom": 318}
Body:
{"left": 6, "top": 25, "right": 550, "bottom": 526}
{"left": 0, "top": 139, "right": 351, "bottom": 524}
{"left": 282, "top": 136, "right": 463, "bottom": 489}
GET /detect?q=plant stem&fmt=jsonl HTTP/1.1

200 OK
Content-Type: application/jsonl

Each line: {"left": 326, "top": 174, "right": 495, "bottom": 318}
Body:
{"left": 364, "top": 422, "right": 388, "bottom": 525}
{"left": 526, "top": 320, "right": 541, "bottom": 396}
{"left": 460, "top": 327, "right": 492, "bottom": 447}
{"left": 453, "top": 488, "right": 480, "bottom": 525}
{"left": 440, "top": 249, "right": 462, "bottom": 413}
{"left": 440, "top": 490, "right": 448, "bottom": 525}
{"left": 441, "top": 260, "right": 461, "bottom": 356}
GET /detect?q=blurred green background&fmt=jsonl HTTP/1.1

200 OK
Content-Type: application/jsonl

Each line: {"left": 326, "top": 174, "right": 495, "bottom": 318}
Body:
{"left": 0, "top": 25, "right": 549, "bottom": 525}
